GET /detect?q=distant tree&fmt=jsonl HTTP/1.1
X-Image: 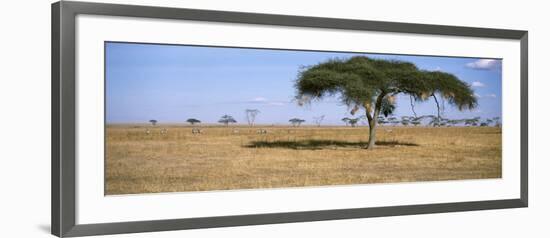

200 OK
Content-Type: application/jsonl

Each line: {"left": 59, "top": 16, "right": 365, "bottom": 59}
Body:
{"left": 289, "top": 118, "right": 305, "bottom": 127}
{"left": 400, "top": 116, "right": 410, "bottom": 126}
{"left": 245, "top": 109, "right": 260, "bottom": 126}
{"left": 464, "top": 117, "right": 481, "bottom": 127}
{"left": 218, "top": 115, "right": 237, "bottom": 126}
{"left": 348, "top": 118, "right": 360, "bottom": 127}
{"left": 427, "top": 114, "right": 447, "bottom": 127}
{"left": 480, "top": 118, "right": 497, "bottom": 127}
{"left": 439, "top": 118, "right": 449, "bottom": 127}
{"left": 493, "top": 117, "right": 501, "bottom": 127}
{"left": 387, "top": 117, "right": 399, "bottom": 126}
{"left": 186, "top": 118, "right": 201, "bottom": 125}
{"left": 411, "top": 120, "right": 422, "bottom": 126}
{"left": 342, "top": 117, "right": 363, "bottom": 127}
{"left": 411, "top": 116, "right": 422, "bottom": 126}
{"left": 342, "top": 117, "right": 351, "bottom": 126}
{"left": 148, "top": 119, "right": 157, "bottom": 126}
{"left": 484, "top": 118, "right": 493, "bottom": 126}
{"left": 313, "top": 115, "right": 325, "bottom": 127}
{"left": 378, "top": 116, "right": 388, "bottom": 126}
{"left": 447, "top": 119, "right": 463, "bottom": 127}
{"left": 428, "top": 116, "right": 442, "bottom": 127}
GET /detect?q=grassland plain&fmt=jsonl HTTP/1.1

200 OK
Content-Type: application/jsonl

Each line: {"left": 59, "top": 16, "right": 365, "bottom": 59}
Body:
{"left": 105, "top": 125, "right": 501, "bottom": 195}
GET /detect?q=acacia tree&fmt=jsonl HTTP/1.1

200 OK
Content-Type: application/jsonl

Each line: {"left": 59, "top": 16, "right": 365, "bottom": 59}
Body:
{"left": 401, "top": 116, "right": 410, "bottom": 126}
{"left": 313, "top": 115, "right": 325, "bottom": 127}
{"left": 377, "top": 116, "right": 387, "bottom": 126}
{"left": 218, "top": 115, "right": 237, "bottom": 126}
{"left": 388, "top": 117, "right": 400, "bottom": 126}
{"left": 428, "top": 115, "right": 441, "bottom": 127}
{"left": 342, "top": 117, "right": 351, "bottom": 126}
{"left": 465, "top": 117, "right": 481, "bottom": 126}
{"left": 295, "top": 56, "right": 477, "bottom": 149}
{"left": 245, "top": 109, "right": 260, "bottom": 126}
{"left": 149, "top": 119, "right": 158, "bottom": 126}
{"left": 186, "top": 118, "right": 201, "bottom": 125}
{"left": 493, "top": 117, "right": 501, "bottom": 127}
{"left": 289, "top": 118, "right": 305, "bottom": 127}
{"left": 411, "top": 116, "right": 422, "bottom": 126}
{"left": 348, "top": 118, "right": 360, "bottom": 127}
{"left": 448, "top": 119, "right": 463, "bottom": 127}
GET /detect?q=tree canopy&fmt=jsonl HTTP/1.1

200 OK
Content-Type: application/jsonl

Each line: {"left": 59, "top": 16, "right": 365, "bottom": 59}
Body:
{"left": 295, "top": 56, "right": 477, "bottom": 149}
{"left": 186, "top": 118, "right": 201, "bottom": 125}
{"left": 289, "top": 118, "right": 305, "bottom": 127}
{"left": 245, "top": 109, "right": 260, "bottom": 126}
{"left": 218, "top": 115, "right": 237, "bottom": 126}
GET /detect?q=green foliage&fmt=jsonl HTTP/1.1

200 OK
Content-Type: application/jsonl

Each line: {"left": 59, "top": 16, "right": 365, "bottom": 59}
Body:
{"left": 295, "top": 56, "right": 477, "bottom": 115}
{"left": 380, "top": 97, "right": 396, "bottom": 117}
{"left": 341, "top": 117, "right": 351, "bottom": 125}
{"left": 218, "top": 115, "right": 237, "bottom": 126}
{"left": 400, "top": 116, "right": 410, "bottom": 126}
{"left": 464, "top": 117, "right": 481, "bottom": 126}
{"left": 186, "top": 118, "right": 201, "bottom": 125}
{"left": 387, "top": 117, "right": 399, "bottom": 126}
{"left": 377, "top": 116, "right": 387, "bottom": 125}
{"left": 348, "top": 118, "right": 361, "bottom": 127}
{"left": 295, "top": 56, "right": 478, "bottom": 149}
{"left": 342, "top": 117, "right": 364, "bottom": 127}
{"left": 289, "top": 118, "right": 306, "bottom": 127}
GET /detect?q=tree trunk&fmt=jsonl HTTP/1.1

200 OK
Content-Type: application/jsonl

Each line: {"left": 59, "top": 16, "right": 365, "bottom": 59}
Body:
{"left": 365, "top": 94, "right": 385, "bottom": 150}
{"left": 366, "top": 115, "right": 378, "bottom": 149}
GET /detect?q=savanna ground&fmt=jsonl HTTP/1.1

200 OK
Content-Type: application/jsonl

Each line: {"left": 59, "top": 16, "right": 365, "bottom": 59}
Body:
{"left": 105, "top": 125, "right": 501, "bottom": 195}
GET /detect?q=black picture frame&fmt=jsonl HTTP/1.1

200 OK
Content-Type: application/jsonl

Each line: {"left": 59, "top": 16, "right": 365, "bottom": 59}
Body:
{"left": 52, "top": 1, "right": 528, "bottom": 237}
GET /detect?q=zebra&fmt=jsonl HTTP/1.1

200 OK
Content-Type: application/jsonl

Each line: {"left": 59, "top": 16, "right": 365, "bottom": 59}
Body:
{"left": 191, "top": 128, "right": 202, "bottom": 135}
{"left": 160, "top": 128, "right": 168, "bottom": 135}
{"left": 256, "top": 129, "right": 267, "bottom": 134}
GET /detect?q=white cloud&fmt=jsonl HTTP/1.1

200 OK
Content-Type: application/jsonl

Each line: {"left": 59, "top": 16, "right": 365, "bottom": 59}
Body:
{"left": 466, "top": 59, "right": 500, "bottom": 70}
{"left": 472, "top": 81, "right": 485, "bottom": 87}
{"left": 251, "top": 97, "right": 267, "bottom": 102}
{"left": 473, "top": 93, "right": 497, "bottom": 99}
{"left": 247, "top": 97, "right": 287, "bottom": 106}
{"left": 268, "top": 102, "right": 286, "bottom": 106}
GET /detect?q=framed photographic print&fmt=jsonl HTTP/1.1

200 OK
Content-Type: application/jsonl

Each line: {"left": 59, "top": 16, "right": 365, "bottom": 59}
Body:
{"left": 52, "top": 1, "right": 528, "bottom": 237}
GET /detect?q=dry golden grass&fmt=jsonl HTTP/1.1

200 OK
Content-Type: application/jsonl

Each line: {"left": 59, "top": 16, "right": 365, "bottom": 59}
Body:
{"left": 105, "top": 125, "right": 501, "bottom": 195}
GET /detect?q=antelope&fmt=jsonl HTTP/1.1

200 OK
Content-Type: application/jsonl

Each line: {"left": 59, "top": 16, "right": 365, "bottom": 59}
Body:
{"left": 256, "top": 129, "right": 267, "bottom": 134}
{"left": 160, "top": 128, "right": 168, "bottom": 135}
{"left": 232, "top": 128, "right": 239, "bottom": 134}
{"left": 191, "top": 128, "right": 202, "bottom": 135}
{"left": 145, "top": 128, "right": 151, "bottom": 135}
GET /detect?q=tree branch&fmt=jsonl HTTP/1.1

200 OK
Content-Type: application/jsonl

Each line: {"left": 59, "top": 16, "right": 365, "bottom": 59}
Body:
{"left": 410, "top": 95, "right": 417, "bottom": 118}
{"left": 365, "top": 104, "right": 373, "bottom": 125}
{"left": 432, "top": 93, "right": 441, "bottom": 127}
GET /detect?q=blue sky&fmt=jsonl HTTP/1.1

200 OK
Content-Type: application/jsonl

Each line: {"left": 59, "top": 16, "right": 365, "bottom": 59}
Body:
{"left": 106, "top": 42, "right": 502, "bottom": 125}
